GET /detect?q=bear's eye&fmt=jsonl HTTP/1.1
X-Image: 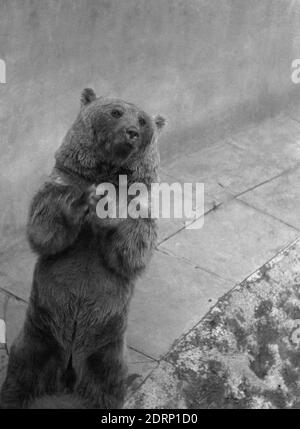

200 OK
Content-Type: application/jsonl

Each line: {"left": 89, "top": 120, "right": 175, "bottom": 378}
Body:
{"left": 111, "top": 109, "right": 123, "bottom": 119}
{"left": 139, "top": 117, "right": 147, "bottom": 127}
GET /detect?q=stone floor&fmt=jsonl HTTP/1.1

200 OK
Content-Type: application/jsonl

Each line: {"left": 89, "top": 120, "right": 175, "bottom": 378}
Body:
{"left": 1, "top": 111, "right": 300, "bottom": 408}
{"left": 126, "top": 238, "right": 300, "bottom": 409}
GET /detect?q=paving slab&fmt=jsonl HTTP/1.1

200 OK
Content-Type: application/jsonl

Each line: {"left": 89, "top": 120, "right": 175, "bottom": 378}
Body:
{"left": 127, "top": 238, "right": 300, "bottom": 409}
{"left": 5, "top": 296, "right": 27, "bottom": 351}
{"left": 126, "top": 349, "right": 157, "bottom": 399}
{"left": 160, "top": 200, "right": 299, "bottom": 283}
{"left": 156, "top": 170, "right": 213, "bottom": 244}
{"left": 229, "top": 116, "right": 300, "bottom": 172}
{"left": 239, "top": 166, "right": 300, "bottom": 230}
{"left": 164, "top": 139, "right": 284, "bottom": 206}
{"left": 160, "top": 169, "right": 221, "bottom": 213}
{"left": 157, "top": 219, "right": 184, "bottom": 245}
{"left": 0, "top": 238, "right": 35, "bottom": 302}
{"left": 127, "top": 250, "right": 232, "bottom": 359}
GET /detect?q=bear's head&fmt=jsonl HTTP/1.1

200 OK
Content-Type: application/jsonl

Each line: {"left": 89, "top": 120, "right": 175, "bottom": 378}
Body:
{"left": 55, "top": 88, "right": 166, "bottom": 183}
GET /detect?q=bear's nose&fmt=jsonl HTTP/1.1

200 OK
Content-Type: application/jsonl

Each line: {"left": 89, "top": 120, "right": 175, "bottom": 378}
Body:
{"left": 125, "top": 127, "right": 139, "bottom": 141}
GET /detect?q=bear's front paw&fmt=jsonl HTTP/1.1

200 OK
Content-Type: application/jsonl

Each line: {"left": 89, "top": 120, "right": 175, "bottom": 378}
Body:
{"left": 87, "top": 184, "right": 125, "bottom": 228}
{"left": 65, "top": 187, "right": 93, "bottom": 224}
{"left": 87, "top": 184, "right": 98, "bottom": 210}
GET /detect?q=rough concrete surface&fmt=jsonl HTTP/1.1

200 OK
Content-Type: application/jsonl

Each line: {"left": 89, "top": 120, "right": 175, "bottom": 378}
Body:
{"left": 126, "top": 239, "right": 300, "bottom": 409}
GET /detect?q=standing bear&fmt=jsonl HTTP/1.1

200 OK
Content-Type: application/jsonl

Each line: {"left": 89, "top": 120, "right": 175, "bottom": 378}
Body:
{"left": 0, "top": 88, "right": 165, "bottom": 408}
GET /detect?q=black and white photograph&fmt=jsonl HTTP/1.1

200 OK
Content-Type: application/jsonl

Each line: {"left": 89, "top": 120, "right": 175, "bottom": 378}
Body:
{"left": 0, "top": 0, "right": 300, "bottom": 414}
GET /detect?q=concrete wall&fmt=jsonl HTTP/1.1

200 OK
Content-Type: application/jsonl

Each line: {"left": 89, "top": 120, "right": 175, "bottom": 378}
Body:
{"left": 1, "top": 0, "right": 300, "bottom": 241}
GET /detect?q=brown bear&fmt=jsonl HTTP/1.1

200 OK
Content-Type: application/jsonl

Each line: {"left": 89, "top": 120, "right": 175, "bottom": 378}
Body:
{"left": 0, "top": 88, "right": 165, "bottom": 409}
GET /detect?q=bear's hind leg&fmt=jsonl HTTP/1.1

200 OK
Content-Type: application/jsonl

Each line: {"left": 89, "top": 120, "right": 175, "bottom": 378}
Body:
{"left": 74, "top": 340, "right": 127, "bottom": 409}
{"left": 0, "top": 330, "right": 63, "bottom": 409}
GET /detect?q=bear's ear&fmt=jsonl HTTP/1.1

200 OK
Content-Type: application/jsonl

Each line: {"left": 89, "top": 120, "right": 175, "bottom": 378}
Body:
{"left": 80, "top": 88, "right": 97, "bottom": 106}
{"left": 154, "top": 115, "right": 166, "bottom": 131}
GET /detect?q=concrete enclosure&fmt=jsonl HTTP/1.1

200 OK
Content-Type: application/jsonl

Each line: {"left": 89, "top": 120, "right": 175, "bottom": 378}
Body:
{"left": 1, "top": 0, "right": 300, "bottom": 240}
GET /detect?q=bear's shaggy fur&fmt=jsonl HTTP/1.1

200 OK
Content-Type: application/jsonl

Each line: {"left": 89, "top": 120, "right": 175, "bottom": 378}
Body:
{"left": 0, "top": 89, "right": 165, "bottom": 409}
